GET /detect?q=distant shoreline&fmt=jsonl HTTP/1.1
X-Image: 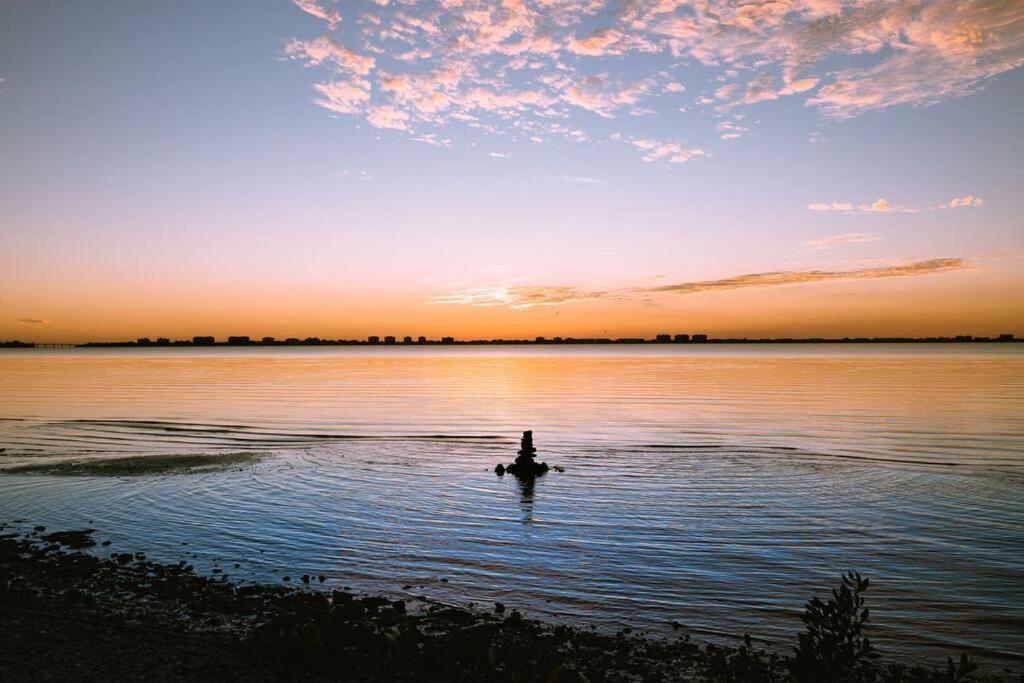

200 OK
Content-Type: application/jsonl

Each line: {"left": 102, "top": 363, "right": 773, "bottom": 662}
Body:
{"left": 2, "top": 335, "right": 1020, "bottom": 349}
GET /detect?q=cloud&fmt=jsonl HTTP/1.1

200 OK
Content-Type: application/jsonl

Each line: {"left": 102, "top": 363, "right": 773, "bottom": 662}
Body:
{"left": 292, "top": 0, "right": 341, "bottom": 30}
{"left": 802, "top": 233, "right": 882, "bottom": 249}
{"left": 366, "top": 104, "right": 411, "bottom": 131}
{"left": 429, "top": 259, "right": 967, "bottom": 308}
{"left": 567, "top": 28, "right": 623, "bottom": 56}
{"left": 284, "top": 35, "right": 374, "bottom": 74}
{"left": 716, "top": 121, "right": 748, "bottom": 140}
{"left": 413, "top": 133, "right": 452, "bottom": 147}
{"left": 804, "top": 1, "right": 1024, "bottom": 118}
{"left": 489, "top": 151, "right": 513, "bottom": 159}
{"left": 335, "top": 169, "right": 373, "bottom": 181}
{"left": 17, "top": 318, "right": 48, "bottom": 324}
{"left": 644, "top": 259, "right": 967, "bottom": 294}
{"left": 313, "top": 79, "right": 371, "bottom": 113}
{"left": 429, "top": 285, "right": 608, "bottom": 309}
{"left": 285, "top": 0, "right": 1024, "bottom": 153}
{"left": 629, "top": 138, "right": 708, "bottom": 164}
{"left": 544, "top": 174, "right": 607, "bottom": 185}
{"left": 808, "top": 198, "right": 919, "bottom": 213}
{"left": 943, "top": 195, "right": 985, "bottom": 208}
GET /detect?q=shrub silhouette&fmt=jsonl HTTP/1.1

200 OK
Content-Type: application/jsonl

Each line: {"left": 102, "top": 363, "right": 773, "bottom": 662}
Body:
{"left": 791, "top": 571, "right": 880, "bottom": 682}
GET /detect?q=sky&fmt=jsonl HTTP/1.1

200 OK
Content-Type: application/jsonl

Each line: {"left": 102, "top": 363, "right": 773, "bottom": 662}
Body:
{"left": 1, "top": 0, "right": 1022, "bottom": 343}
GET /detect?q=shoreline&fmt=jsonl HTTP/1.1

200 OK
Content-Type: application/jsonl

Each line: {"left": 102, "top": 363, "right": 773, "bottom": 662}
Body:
{"left": 3, "top": 338, "right": 1021, "bottom": 349}
{"left": 2, "top": 525, "right": 1016, "bottom": 681}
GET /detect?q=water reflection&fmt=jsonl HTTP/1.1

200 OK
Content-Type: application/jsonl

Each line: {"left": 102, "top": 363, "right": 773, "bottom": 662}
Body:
{"left": 0, "top": 345, "right": 1022, "bottom": 664}
{"left": 515, "top": 473, "right": 536, "bottom": 525}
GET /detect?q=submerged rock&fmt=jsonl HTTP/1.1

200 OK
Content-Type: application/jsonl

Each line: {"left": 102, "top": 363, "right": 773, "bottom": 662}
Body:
{"left": 41, "top": 529, "right": 96, "bottom": 549}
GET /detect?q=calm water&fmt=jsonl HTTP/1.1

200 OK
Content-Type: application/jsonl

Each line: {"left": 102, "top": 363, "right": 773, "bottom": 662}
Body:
{"left": 1, "top": 345, "right": 1022, "bottom": 666}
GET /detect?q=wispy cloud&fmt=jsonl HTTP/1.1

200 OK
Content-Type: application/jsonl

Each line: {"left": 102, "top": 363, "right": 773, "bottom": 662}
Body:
{"left": 808, "top": 198, "right": 919, "bottom": 214}
{"left": 544, "top": 174, "right": 607, "bottom": 185}
{"left": 430, "top": 258, "right": 968, "bottom": 309}
{"left": 489, "top": 151, "right": 513, "bottom": 159}
{"left": 413, "top": 133, "right": 451, "bottom": 147}
{"left": 644, "top": 259, "right": 967, "bottom": 294}
{"left": 716, "top": 121, "right": 748, "bottom": 140}
{"left": 335, "top": 169, "right": 373, "bottom": 181}
{"left": 17, "top": 318, "right": 48, "bottom": 324}
{"left": 291, "top": 0, "right": 341, "bottom": 31}
{"left": 802, "top": 233, "right": 882, "bottom": 250}
{"left": 628, "top": 138, "right": 708, "bottom": 164}
{"left": 428, "top": 286, "right": 609, "bottom": 309}
{"left": 942, "top": 195, "right": 985, "bottom": 208}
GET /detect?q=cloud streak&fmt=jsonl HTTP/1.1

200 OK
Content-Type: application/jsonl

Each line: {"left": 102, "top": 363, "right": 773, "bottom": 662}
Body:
{"left": 644, "top": 259, "right": 967, "bottom": 294}
{"left": 17, "top": 318, "right": 48, "bottom": 324}
{"left": 802, "top": 233, "right": 882, "bottom": 249}
{"left": 808, "top": 198, "right": 919, "bottom": 213}
{"left": 430, "top": 259, "right": 968, "bottom": 309}
{"left": 428, "top": 286, "right": 609, "bottom": 309}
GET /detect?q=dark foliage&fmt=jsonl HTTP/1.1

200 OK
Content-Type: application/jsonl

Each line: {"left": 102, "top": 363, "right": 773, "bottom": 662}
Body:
{"left": 791, "top": 571, "right": 880, "bottom": 682}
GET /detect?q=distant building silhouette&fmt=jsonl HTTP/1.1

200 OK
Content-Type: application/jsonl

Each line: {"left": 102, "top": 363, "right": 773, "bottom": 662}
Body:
{"left": 156, "top": 337, "right": 170, "bottom": 345}
{"left": 692, "top": 334, "right": 708, "bottom": 343}
{"left": 535, "top": 336, "right": 546, "bottom": 343}
{"left": 227, "top": 336, "right": 250, "bottom": 345}
{"left": 262, "top": 336, "right": 275, "bottom": 344}
{"left": 368, "top": 336, "right": 380, "bottom": 344}
{"left": 441, "top": 336, "right": 455, "bottom": 344}
{"left": 998, "top": 333, "right": 1014, "bottom": 341}
{"left": 655, "top": 333, "right": 671, "bottom": 343}
{"left": 384, "top": 336, "right": 397, "bottom": 345}
{"left": 417, "top": 336, "right": 427, "bottom": 344}
{"left": 674, "top": 334, "right": 690, "bottom": 343}
{"left": 136, "top": 337, "right": 151, "bottom": 345}
{"left": 192, "top": 336, "right": 215, "bottom": 345}
{"left": 403, "top": 336, "right": 413, "bottom": 344}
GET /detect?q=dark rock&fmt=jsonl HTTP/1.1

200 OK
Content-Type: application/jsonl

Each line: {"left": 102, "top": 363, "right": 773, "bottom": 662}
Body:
{"left": 41, "top": 529, "right": 97, "bottom": 549}
{"left": 502, "top": 430, "right": 551, "bottom": 478}
{"left": 494, "top": 463, "right": 505, "bottom": 475}
{"left": 495, "top": 602, "right": 506, "bottom": 614}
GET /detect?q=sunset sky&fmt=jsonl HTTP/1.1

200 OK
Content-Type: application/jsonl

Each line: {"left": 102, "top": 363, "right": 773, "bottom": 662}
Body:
{"left": 1, "top": 0, "right": 1022, "bottom": 342}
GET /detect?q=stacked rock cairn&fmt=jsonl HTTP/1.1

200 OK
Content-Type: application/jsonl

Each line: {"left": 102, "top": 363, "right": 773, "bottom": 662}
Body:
{"left": 495, "top": 430, "right": 549, "bottom": 477}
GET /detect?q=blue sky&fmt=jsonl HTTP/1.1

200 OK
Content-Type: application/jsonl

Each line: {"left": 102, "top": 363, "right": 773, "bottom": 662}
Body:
{"left": 1, "top": 0, "right": 1022, "bottom": 341}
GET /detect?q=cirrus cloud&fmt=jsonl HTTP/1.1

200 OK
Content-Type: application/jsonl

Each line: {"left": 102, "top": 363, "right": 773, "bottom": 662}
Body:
{"left": 429, "top": 258, "right": 969, "bottom": 309}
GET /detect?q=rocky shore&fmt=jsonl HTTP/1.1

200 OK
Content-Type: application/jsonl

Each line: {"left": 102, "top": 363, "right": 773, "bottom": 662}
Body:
{"left": 1, "top": 525, "right": 1016, "bottom": 682}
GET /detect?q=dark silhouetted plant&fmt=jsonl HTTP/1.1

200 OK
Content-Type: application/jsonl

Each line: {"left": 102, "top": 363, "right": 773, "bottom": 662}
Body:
{"left": 945, "top": 652, "right": 979, "bottom": 681}
{"left": 791, "top": 571, "right": 881, "bottom": 682}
